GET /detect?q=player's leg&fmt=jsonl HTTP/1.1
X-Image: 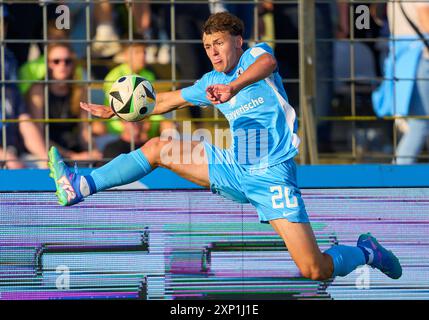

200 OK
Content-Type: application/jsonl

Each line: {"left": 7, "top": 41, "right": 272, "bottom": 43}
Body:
{"left": 48, "top": 138, "right": 209, "bottom": 206}
{"left": 88, "top": 137, "right": 210, "bottom": 191}
{"left": 245, "top": 159, "right": 402, "bottom": 280}
{"left": 271, "top": 219, "right": 402, "bottom": 280}
{"left": 270, "top": 219, "right": 357, "bottom": 280}
{"left": 270, "top": 219, "right": 333, "bottom": 280}
{"left": 143, "top": 137, "right": 209, "bottom": 187}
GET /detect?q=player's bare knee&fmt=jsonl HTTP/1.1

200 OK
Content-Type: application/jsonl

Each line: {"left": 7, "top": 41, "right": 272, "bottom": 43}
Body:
{"left": 141, "top": 137, "right": 167, "bottom": 165}
{"left": 144, "top": 137, "right": 181, "bottom": 167}
{"left": 143, "top": 137, "right": 161, "bottom": 149}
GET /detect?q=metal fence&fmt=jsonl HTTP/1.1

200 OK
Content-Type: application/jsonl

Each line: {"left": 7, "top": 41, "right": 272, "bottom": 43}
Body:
{"left": 1, "top": 0, "right": 429, "bottom": 168}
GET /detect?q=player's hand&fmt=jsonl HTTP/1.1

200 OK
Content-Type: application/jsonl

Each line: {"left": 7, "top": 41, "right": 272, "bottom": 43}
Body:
{"left": 80, "top": 102, "right": 115, "bottom": 119}
{"left": 206, "top": 84, "right": 235, "bottom": 104}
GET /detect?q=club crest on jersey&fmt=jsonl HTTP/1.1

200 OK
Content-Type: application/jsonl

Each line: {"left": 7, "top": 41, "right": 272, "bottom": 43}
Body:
{"left": 236, "top": 67, "right": 244, "bottom": 77}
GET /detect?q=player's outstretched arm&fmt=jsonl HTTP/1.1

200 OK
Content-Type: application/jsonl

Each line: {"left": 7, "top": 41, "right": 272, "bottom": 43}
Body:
{"left": 206, "top": 53, "right": 277, "bottom": 104}
{"left": 151, "top": 89, "right": 192, "bottom": 115}
{"left": 80, "top": 90, "right": 191, "bottom": 119}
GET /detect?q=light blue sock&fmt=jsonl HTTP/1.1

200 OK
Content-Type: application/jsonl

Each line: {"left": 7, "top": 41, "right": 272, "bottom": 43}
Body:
{"left": 86, "top": 149, "right": 152, "bottom": 193}
{"left": 325, "top": 245, "right": 366, "bottom": 277}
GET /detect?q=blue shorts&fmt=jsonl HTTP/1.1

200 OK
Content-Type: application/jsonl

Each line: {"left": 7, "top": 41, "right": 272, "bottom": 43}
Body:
{"left": 205, "top": 143, "right": 309, "bottom": 224}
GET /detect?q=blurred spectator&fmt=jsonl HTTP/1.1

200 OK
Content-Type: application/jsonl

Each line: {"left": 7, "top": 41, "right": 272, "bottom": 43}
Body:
{"left": 5, "top": 2, "right": 56, "bottom": 66}
{"left": 337, "top": 2, "right": 386, "bottom": 77}
{"left": 91, "top": 0, "right": 122, "bottom": 58}
{"left": 100, "top": 42, "right": 173, "bottom": 157}
{"left": 129, "top": 1, "right": 151, "bottom": 37}
{"left": 373, "top": 1, "right": 429, "bottom": 164}
{"left": 273, "top": 1, "right": 335, "bottom": 152}
{"left": 6, "top": 1, "right": 124, "bottom": 62}
{"left": 103, "top": 42, "right": 155, "bottom": 134}
{"left": 116, "top": 2, "right": 213, "bottom": 122}
{"left": 175, "top": 4, "right": 212, "bottom": 122}
{"left": 258, "top": 1, "right": 274, "bottom": 42}
{"left": 127, "top": 1, "right": 161, "bottom": 62}
{"left": 25, "top": 1, "right": 125, "bottom": 59}
{"left": 26, "top": 43, "right": 103, "bottom": 161}
{"left": 103, "top": 118, "right": 173, "bottom": 159}
{"left": 1, "top": 6, "right": 47, "bottom": 169}
{"left": 132, "top": 2, "right": 170, "bottom": 64}
{"left": 18, "top": 19, "right": 84, "bottom": 96}
{"left": 370, "top": 3, "right": 390, "bottom": 73}
{"left": 210, "top": 0, "right": 255, "bottom": 44}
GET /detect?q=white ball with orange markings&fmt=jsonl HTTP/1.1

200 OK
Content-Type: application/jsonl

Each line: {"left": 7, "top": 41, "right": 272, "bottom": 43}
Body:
{"left": 109, "top": 75, "right": 156, "bottom": 122}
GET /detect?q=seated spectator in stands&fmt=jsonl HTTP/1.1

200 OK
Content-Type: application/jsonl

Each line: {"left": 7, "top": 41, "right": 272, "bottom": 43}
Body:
{"left": 103, "top": 41, "right": 174, "bottom": 139}
{"left": 0, "top": 6, "right": 47, "bottom": 169}
{"left": 26, "top": 43, "right": 103, "bottom": 161}
{"left": 0, "top": 104, "right": 47, "bottom": 169}
{"left": 18, "top": 20, "right": 84, "bottom": 96}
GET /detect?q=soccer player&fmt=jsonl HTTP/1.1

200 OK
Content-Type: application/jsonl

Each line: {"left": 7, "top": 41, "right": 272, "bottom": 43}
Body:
{"left": 49, "top": 12, "right": 402, "bottom": 281}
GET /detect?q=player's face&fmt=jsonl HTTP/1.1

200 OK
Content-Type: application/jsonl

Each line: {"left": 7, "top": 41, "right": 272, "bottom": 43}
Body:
{"left": 203, "top": 31, "right": 243, "bottom": 73}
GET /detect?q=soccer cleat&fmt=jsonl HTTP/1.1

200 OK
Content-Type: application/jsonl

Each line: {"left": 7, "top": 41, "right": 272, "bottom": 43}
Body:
{"left": 48, "top": 146, "right": 84, "bottom": 206}
{"left": 357, "top": 233, "right": 402, "bottom": 279}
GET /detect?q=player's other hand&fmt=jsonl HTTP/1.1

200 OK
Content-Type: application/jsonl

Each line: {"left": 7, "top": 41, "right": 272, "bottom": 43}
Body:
{"left": 80, "top": 102, "right": 115, "bottom": 119}
{"left": 206, "top": 84, "right": 235, "bottom": 104}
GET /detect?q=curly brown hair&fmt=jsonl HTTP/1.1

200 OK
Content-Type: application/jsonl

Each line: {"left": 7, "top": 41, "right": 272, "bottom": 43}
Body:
{"left": 202, "top": 12, "right": 244, "bottom": 37}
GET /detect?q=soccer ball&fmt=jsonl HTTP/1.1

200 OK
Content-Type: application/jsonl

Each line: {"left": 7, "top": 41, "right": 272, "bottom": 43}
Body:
{"left": 109, "top": 75, "right": 156, "bottom": 122}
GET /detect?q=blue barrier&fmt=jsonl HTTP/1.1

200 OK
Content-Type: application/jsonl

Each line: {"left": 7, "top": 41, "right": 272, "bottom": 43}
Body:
{"left": 0, "top": 167, "right": 198, "bottom": 191}
{"left": 0, "top": 164, "right": 428, "bottom": 191}
{"left": 297, "top": 164, "right": 429, "bottom": 188}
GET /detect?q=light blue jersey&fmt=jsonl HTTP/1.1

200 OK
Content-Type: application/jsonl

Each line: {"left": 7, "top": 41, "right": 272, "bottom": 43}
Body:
{"left": 181, "top": 42, "right": 300, "bottom": 169}
{"left": 181, "top": 42, "right": 308, "bottom": 224}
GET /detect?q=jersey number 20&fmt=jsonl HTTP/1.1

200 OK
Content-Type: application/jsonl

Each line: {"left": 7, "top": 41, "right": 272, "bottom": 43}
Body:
{"left": 270, "top": 186, "right": 298, "bottom": 209}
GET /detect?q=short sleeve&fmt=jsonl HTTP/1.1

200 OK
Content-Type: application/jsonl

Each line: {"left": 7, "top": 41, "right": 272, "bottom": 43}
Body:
{"left": 241, "top": 42, "right": 276, "bottom": 70}
{"left": 180, "top": 72, "right": 212, "bottom": 106}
